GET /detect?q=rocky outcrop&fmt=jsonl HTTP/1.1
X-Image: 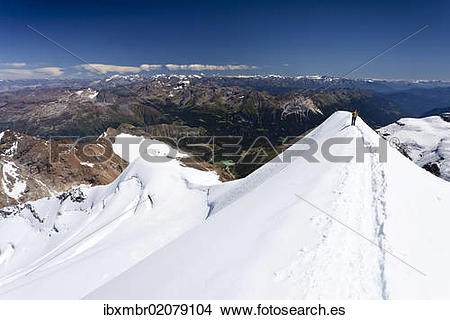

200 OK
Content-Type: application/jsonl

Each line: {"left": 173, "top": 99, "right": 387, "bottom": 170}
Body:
{"left": 441, "top": 112, "right": 450, "bottom": 122}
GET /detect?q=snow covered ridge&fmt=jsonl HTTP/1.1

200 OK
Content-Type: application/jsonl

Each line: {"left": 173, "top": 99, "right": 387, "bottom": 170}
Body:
{"left": 88, "top": 111, "right": 450, "bottom": 299}
{"left": 379, "top": 115, "right": 450, "bottom": 181}
{"left": 2, "top": 111, "right": 450, "bottom": 299}
{"left": 0, "top": 136, "right": 220, "bottom": 299}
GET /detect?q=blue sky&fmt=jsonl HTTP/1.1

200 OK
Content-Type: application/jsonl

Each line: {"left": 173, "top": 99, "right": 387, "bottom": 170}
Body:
{"left": 0, "top": 0, "right": 448, "bottom": 80}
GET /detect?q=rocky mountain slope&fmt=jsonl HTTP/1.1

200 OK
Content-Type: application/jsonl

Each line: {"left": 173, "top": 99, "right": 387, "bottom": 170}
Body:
{"left": 0, "top": 130, "right": 127, "bottom": 209}
{"left": 0, "top": 75, "right": 401, "bottom": 140}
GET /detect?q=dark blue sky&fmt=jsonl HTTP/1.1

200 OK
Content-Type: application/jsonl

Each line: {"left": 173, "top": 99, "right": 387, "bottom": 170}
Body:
{"left": 0, "top": 0, "right": 448, "bottom": 80}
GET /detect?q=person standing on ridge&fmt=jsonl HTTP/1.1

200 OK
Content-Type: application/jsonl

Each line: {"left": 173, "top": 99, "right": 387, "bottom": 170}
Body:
{"left": 351, "top": 109, "right": 358, "bottom": 126}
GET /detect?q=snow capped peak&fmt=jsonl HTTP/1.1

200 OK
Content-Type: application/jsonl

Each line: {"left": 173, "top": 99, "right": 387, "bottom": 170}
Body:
{"left": 295, "top": 74, "right": 324, "bottom": 80}
{"left": 105, "top": 74, "right": 121, "bottom": 82}
{"left": 151, "top": 74, "right": 202, "bottom": 80}
{"left": 73, "top": 88, "right": 98, "bottom": 100}
{"left": 104, "top": 74, "right": 143, "bottom": 82}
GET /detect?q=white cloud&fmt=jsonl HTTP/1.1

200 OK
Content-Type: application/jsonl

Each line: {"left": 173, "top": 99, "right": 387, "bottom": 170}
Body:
{"left": 0, "top": 66, "right": 64, "bottom": 80}
{"left": 140, "top": 64, "right": 163, "bottom": 71}
{"left": 75, "top": 63, "right": 258, "bottom": 75}
{"left": 78, "top": 64, "right": 142, "bottom": 74}
{"left": 36, "top": 67, "right": 64, "bottom": 76}
{"left": 0, "top": 69, "right": 35, "bottom": 78}
{"left": 165, "top": 64, "right": 257, "bottom": 71}
{"left": 1, "top": 62, "right": 27, "bottom": 67}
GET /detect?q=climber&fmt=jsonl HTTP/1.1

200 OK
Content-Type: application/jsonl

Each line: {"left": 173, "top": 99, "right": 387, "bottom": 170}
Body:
{"left": 351, "top": 109, "right": 358, "bottom": 126}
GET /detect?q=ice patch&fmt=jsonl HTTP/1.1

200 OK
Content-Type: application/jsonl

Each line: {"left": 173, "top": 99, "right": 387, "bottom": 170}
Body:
{"left": 80, "top": 161, "right": 95, "bottom": 168}
{"left": 1, "top": 161, "right": 26, "bottom": 200}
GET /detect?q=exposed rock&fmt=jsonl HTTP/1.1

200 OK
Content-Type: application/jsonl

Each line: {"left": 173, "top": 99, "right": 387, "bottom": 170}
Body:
{"left": 441, "top": 112, "right": 450, "bottom": 122}
{"left": 423, "top": 162, "right": 441, "bottom": 177}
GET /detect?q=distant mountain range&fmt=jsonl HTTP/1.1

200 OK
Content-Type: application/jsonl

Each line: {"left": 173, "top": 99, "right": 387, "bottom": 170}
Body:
{"left": 2, "top": 74, "right": 450, "bottom": 93}
{"left": 0, "top": 74, "right": 411, "bottom": 137}
{"left": 1, "top": 74, "right": 450, "bottom": 179}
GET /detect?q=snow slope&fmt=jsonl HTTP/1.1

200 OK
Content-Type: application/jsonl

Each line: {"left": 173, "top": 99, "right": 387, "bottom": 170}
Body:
{"left": 379, "top": 115, "right": 450, "bottom": 181}
{"left": 88, "top": 111, "right": 450, "bottom": 299}
{"left": 0, "top": 137, "right": 220, "bottom": 299}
